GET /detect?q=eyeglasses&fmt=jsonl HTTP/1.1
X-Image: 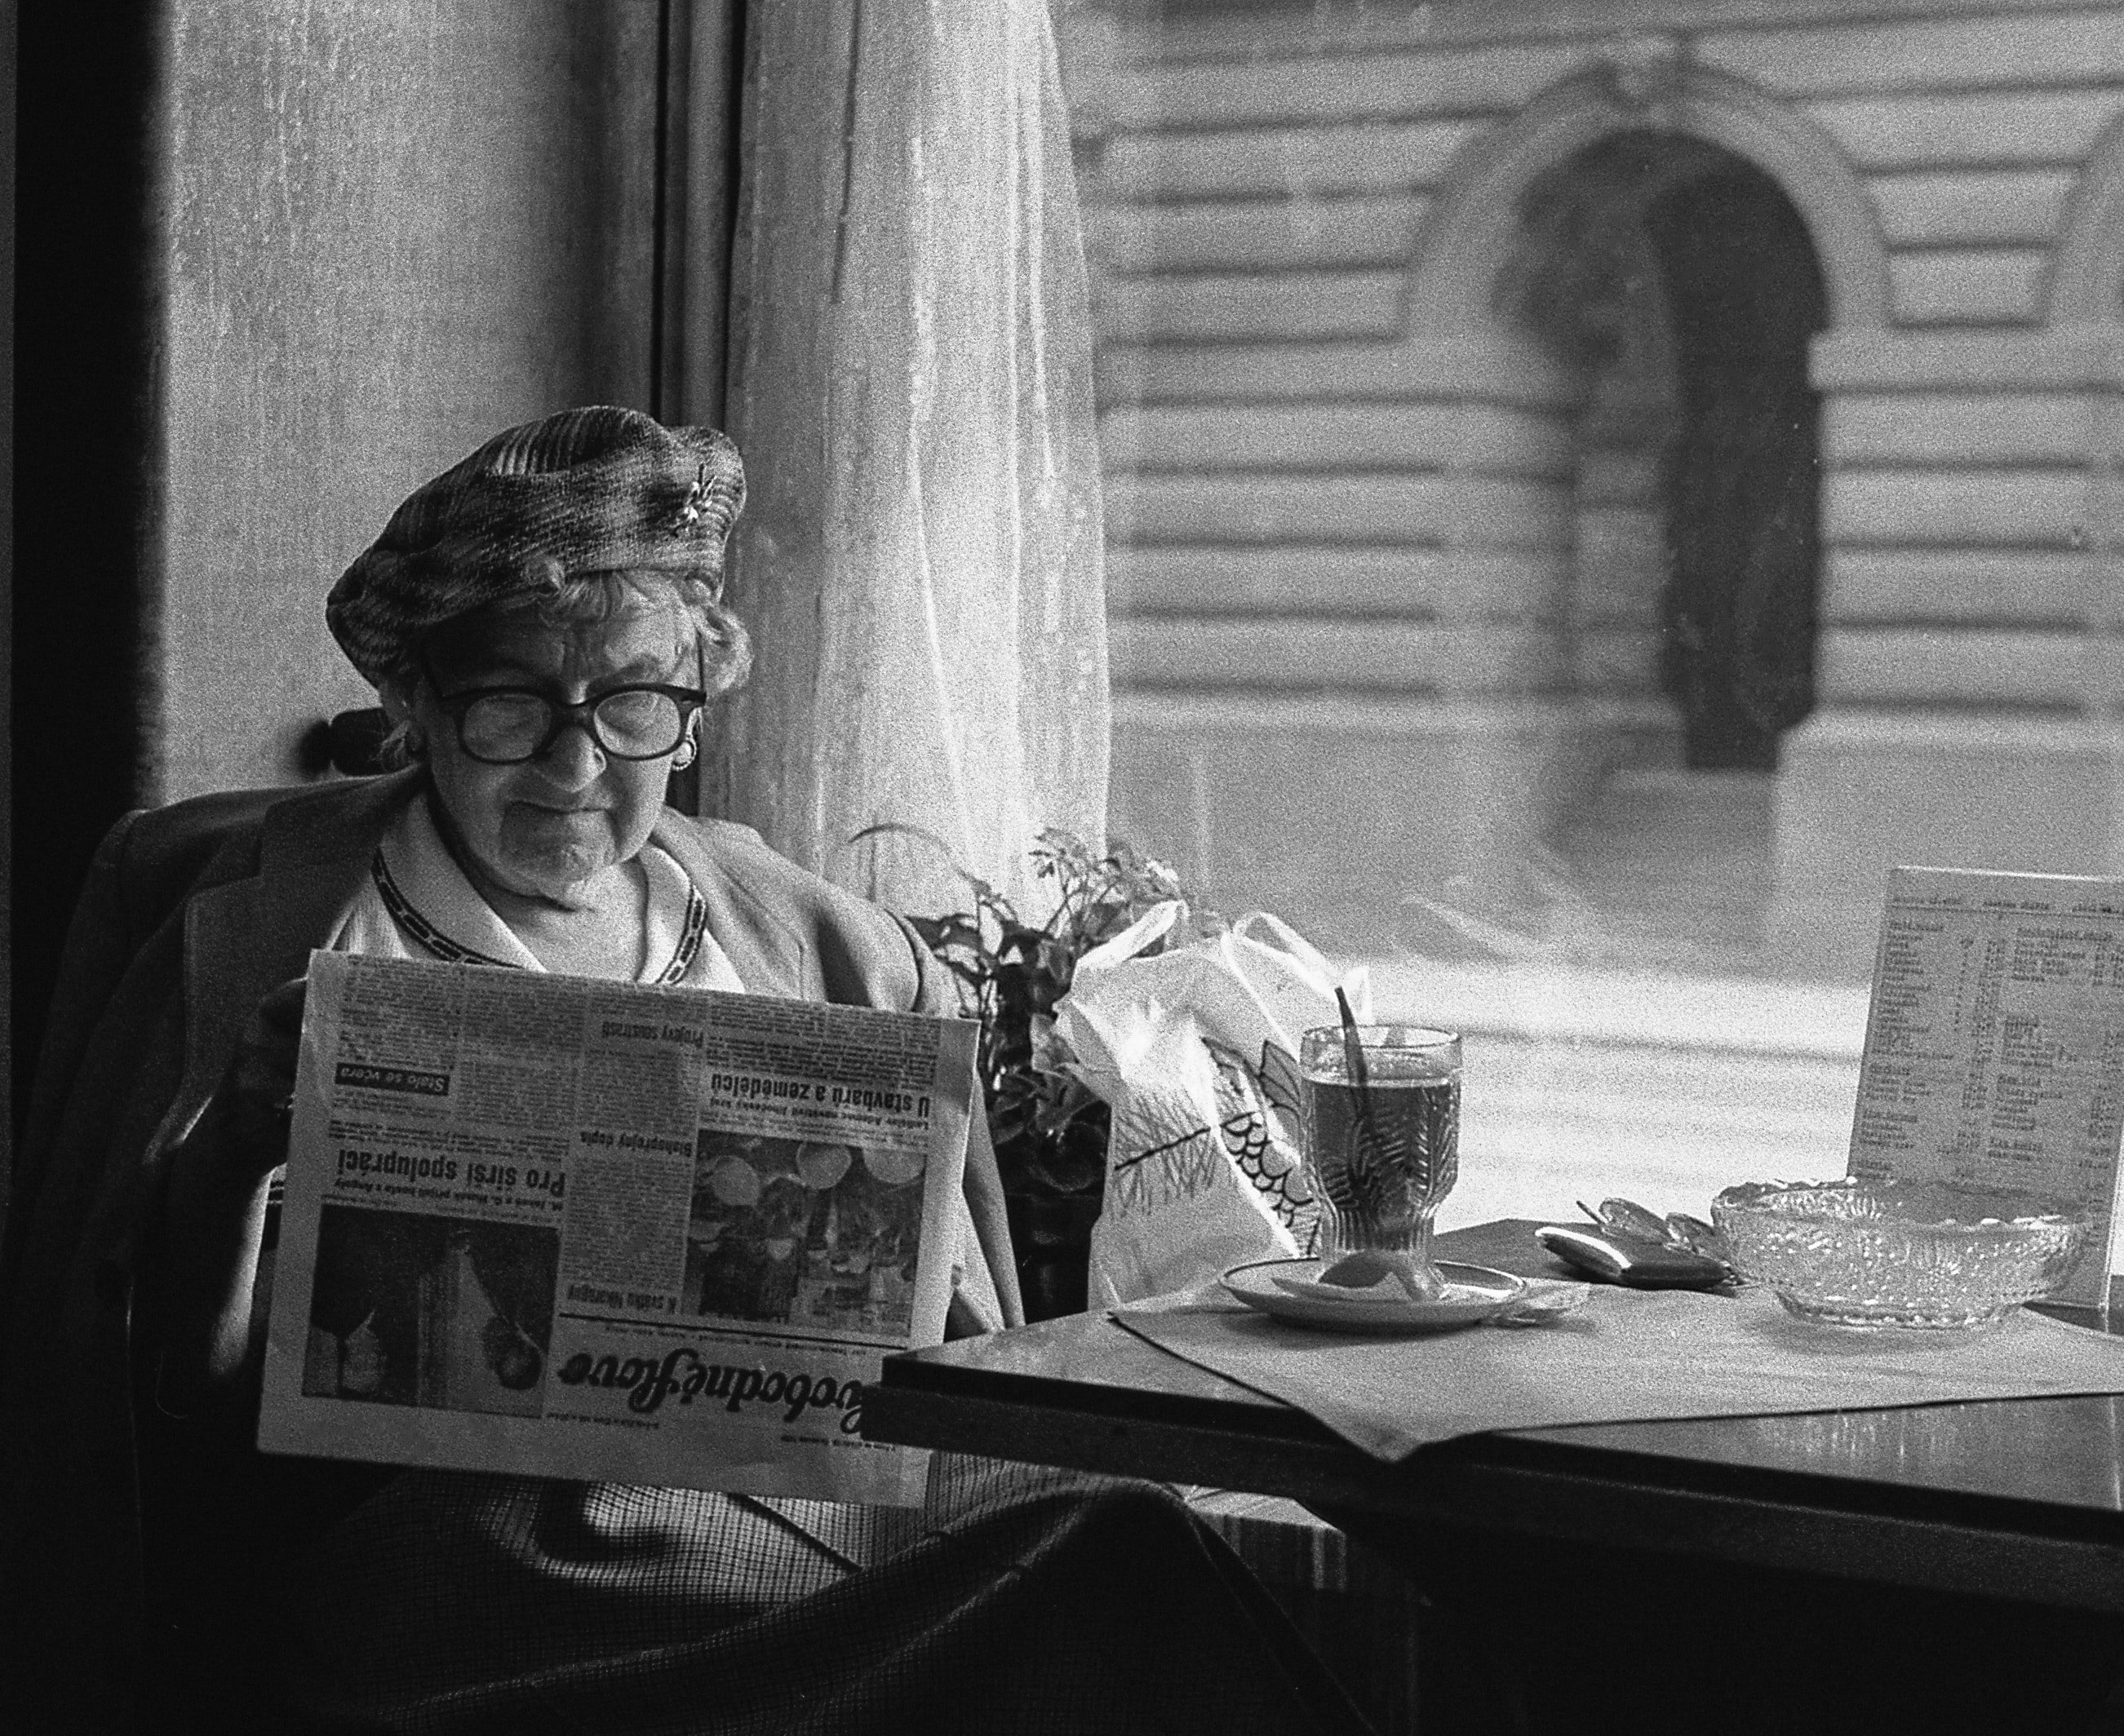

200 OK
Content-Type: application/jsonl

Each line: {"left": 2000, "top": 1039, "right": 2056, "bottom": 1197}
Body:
{"left": 432, "top": 683, "right": 708, "bottom": 764}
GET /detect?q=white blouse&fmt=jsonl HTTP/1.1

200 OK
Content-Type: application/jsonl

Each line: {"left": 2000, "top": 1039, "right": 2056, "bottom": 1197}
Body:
{"left": 326, "top": 793, "right": 746, "bottom": 991}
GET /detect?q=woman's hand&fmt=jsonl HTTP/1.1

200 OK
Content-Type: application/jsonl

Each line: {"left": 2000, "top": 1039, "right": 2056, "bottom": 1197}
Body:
{"left": 154, "top": 976, "right": 309, "bottom": 1404}
{"left": 192, "top": 976, "right": 309, "bottom": 1185}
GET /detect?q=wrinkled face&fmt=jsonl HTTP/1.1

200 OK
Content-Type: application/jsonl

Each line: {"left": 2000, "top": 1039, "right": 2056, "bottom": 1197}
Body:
{"left": 393, "top": 591, "right": 698, "bottom": 906}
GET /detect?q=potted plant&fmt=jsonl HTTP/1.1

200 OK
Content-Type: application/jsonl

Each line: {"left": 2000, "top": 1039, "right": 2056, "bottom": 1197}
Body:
{"left": 857, "top": 826, "right": 1203, "bottom": 1318}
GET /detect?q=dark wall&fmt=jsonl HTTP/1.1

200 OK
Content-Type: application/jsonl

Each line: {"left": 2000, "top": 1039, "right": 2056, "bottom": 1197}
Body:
{"left": 10, "top": 2, "right": 743, "bottom": 1166}
{"left": 150, "top": 2, "right": 663, "bottom": 804}
{"left": 0, "top": 0, "right": 14, "bottom": 1229}
{"left": 13, "top": 0, "right": 158, "bottom": 1160}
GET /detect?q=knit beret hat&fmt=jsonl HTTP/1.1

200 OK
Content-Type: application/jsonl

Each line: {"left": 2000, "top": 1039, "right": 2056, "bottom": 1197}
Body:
{"left": 327, "top": 405, "right": 746, "bottom": 687}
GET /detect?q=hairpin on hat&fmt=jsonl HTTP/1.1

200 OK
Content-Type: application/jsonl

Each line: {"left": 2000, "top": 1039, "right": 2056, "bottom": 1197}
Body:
{"left": 672, "top": 464, "right": 713, "bottom": 534}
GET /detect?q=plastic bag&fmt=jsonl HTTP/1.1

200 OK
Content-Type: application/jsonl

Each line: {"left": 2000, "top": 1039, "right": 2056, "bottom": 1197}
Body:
{"left": 1046, "top": 903, "right": 1372, "bottom": 1307}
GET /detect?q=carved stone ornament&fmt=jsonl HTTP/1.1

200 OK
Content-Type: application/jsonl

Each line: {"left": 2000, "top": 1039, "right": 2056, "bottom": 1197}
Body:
{"left": 1599, "top": 33, "right": 1686, "bottom": 117}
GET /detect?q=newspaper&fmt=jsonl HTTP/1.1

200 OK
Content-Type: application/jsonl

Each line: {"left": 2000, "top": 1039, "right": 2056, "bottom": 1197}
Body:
{"left": 1848, "top": 867, "right": 2124, "bottom": 1305}
{"left": 258, "top": 950, "right": 978, "bottom": 1505}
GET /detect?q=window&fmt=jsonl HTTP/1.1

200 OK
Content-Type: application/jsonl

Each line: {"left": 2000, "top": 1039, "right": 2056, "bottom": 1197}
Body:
{"left": 1060, "top": 1, "right": 2117, "bottom": 1234}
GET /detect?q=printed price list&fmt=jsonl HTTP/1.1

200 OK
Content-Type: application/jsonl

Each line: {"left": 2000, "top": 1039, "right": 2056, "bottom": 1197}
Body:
{"left": 1849, "top": 869, "right": 2124, "bottom": 1305}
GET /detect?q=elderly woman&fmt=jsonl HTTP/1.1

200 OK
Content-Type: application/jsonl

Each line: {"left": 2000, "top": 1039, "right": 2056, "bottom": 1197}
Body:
{"left": 2, "top": 409, "right": 1368, "bottom": 1735}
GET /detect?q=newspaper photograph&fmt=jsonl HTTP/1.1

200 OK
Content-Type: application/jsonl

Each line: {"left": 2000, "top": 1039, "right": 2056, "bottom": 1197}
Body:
{"left": 258, "top": 950, "right": 978, "bottom": 1505}
{"left": 1848, "top": 867, "right": 2124, "bottom": 1306}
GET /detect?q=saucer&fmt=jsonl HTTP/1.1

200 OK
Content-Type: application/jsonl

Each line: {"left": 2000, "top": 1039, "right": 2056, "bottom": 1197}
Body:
{"left": 1221, "top": 1258, "right": 1528, "bottom": 1333}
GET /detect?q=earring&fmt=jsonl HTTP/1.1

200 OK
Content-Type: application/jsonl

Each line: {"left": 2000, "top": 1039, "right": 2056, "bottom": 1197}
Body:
{"left": 671, "top": 737, "right": 698, "bottom": 771}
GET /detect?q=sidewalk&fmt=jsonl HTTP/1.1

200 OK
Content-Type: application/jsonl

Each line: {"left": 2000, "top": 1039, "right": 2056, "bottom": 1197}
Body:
{"left": 1357, "top": 956, "right": 1870, "bottom": 1230}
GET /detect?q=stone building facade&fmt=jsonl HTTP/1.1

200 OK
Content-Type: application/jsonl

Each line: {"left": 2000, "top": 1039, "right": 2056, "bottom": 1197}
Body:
{"left": 1065, "top": 0, "right": 2124, "bottom": 976}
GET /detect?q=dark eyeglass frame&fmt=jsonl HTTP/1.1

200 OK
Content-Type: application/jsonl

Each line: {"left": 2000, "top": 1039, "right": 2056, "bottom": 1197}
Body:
{"left": 431, "top": 680, "right": 710, "bottom": 765}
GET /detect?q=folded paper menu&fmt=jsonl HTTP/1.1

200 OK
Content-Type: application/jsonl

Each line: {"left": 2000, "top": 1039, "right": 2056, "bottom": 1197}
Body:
{"left": 1848, "top": 868, "right": 2124, "bottom": 1306}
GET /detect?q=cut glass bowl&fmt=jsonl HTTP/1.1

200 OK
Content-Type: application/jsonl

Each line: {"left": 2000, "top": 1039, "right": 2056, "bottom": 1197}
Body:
{"left": 1710, "top": 1177, "right": 2091, "bottom": 1331}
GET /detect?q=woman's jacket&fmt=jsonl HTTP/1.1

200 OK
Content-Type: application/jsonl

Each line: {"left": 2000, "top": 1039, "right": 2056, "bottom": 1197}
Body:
{"left": 0, "top": 768, "right": 1018, "bottom": 1730}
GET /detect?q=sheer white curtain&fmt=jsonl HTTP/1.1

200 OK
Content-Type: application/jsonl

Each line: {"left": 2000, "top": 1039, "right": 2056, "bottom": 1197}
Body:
{"left": 712, "top": 0, "right": 1109, "bottom": 919}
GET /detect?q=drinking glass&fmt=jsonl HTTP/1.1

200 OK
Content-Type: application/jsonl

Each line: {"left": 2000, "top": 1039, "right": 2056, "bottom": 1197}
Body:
{"left": 1298, "top": 1025, "right": 1461, "bottom": 1266}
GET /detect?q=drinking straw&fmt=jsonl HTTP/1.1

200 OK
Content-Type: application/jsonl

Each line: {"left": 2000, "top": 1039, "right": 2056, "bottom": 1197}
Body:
{"left": 1334, "top": 986, "right": 1368, "bottom": 1092}
{"left": 1333, "top": 987, "right": 1383, "bottom": 1187}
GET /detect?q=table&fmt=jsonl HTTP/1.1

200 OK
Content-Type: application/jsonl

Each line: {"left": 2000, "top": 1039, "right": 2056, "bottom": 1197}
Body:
{"left": 864, "top": 1221, "right": 2124, "bottom": 1734}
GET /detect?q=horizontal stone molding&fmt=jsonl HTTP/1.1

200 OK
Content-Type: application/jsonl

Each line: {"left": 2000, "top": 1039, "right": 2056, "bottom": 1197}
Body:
{"left": 1095, "top": 331, "right": 1582, "bottom": 409}
{"left": 1804, "top": 88, "right": 2124, "bottom": 171}
{"left": 1111, "top": 687, "right": 1674, "bottom": 737}
{"left": 1106, "top": 544, "right": 1569, "bottom": 618}
{"left": 1824, "top": 467, "right": 2088, "bottom": 547}
{"left": 1106, "top": 686, "right": 1669, "bottom": 953}
{"left": 1087, "top": 193, "right": 1430, "bottom": 273}
{"left": 1825, "top": 548, "right": 2092, "bottom": 624}
{"left": 1572, "top": 626, "right": 1663, "bottom": 694}
{"left": 1107, "top": 2, "right": 2107, "bottom": 70}
{"left": 1887, "top": 248, "right": 2048, "bottom": 324}
{"left": 1784, "top": 705, "right": 2124, "bottom": 753}
{"left": 1576, "top": 441, "right": 1665, "bottom": 497}
{"left": 1110, "top": 615, "right": 1565, "bottom": 693}
{"left": 1096, "top": 42, "right": 1589, "bottom": 131}
{"left": 1824, "top": 392, "right": 2096, "bottom": 466}
{"left": 1099, "top": 400, "right": 1573, "bottom": 474}
{"left": 1868, "top": 168, "right": 2075, "bottom": 248}
{"left": 1106, "top": 472, "right": 1572, "bottom": 548}
{"left": 1699, "top": 11, "right": 2124, "bottom": 98}
{"left": 1095, "top": 268, "right": 1405, "bottom": 343}
{"left": 1773, "top": 706, "right": 2124, "bottom": 934}
{"left": 1812, "top": 323, "right": 2124, "bottom": 391}
{"left": 1093, "top": 119, "right": 1482, "bottom": 201}
{"left": 1818, "top": 624, "right": 2090, "bottom": 706}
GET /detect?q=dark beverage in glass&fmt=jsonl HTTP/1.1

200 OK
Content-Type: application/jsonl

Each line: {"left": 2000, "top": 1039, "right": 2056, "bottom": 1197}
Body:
{"left": 1299, "top": 1025, "right": 1461, "bottom": 1262}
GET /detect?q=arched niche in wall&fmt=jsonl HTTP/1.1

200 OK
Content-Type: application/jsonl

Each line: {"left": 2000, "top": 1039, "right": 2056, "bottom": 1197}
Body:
{"left": 1396, "top": 51, "right": 1877, "bottom": 772}
{"left": 2048, "top": 106, "right": 2124, "bottom": 326}
{"left": 1403, "top": 53, "right": 1889, "bottom": 343}
{"left": 2047, "top": 106, "right": 2124, "bottom": 675}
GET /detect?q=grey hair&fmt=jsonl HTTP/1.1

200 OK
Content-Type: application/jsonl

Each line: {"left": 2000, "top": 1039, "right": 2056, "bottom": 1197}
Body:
{"left": 375, "top": 569, "right": 750, "bottom": 770}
